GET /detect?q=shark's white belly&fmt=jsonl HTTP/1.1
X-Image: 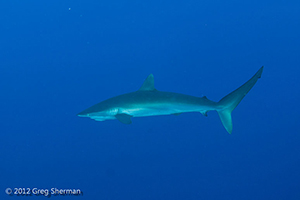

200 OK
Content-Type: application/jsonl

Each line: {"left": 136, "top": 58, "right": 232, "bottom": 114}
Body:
{"left": 120, "top": 103, "right": 203, "bottom": 117}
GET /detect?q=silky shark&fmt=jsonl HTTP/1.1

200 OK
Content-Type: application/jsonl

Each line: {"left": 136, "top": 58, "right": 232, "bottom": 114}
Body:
{"left": 78, "top": 67, "right": 263, "bottom": 133}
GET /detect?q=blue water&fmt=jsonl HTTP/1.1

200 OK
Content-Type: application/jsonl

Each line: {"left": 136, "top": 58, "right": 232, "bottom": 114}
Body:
{"left": 1, "top": 0, "right": 299, "bottom": 199}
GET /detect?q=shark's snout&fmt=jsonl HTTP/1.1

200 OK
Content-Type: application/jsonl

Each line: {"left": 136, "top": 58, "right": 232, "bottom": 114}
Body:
{"left": 77, "top": 111, "right": 90, "bottom": 117}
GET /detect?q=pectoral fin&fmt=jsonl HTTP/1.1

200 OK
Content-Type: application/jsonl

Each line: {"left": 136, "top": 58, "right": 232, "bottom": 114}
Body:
{"left": 115, "top": 114, "right": 132, "bottom": 124}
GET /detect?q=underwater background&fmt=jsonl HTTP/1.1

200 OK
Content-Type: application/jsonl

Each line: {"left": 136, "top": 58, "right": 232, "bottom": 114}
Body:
{"left": 1, "top": 0, "right": 299, "bottom": 199}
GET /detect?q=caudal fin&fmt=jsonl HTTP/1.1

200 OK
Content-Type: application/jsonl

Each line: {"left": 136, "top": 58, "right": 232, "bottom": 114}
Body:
{"left": 217, "top": 66, "right": 264, "bottom": 134}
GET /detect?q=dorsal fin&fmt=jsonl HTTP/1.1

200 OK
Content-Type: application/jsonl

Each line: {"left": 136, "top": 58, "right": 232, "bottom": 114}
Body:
{"left": 138, "top": 74, "right": 156, "bottom": 91}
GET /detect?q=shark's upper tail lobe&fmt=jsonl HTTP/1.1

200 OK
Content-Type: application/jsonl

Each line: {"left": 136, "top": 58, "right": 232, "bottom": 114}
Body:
{"left": 217, "top": 67, "right": 264, "bottom": 134}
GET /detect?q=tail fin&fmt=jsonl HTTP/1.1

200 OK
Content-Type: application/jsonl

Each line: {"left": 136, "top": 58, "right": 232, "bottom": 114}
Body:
{"left": 217, "top": 66, "right": 264, "bottom": 134}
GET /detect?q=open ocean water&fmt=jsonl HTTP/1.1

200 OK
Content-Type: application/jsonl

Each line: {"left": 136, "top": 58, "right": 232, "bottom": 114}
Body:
{"left": 1, "top": 0, "right": 299, "bottom": 199}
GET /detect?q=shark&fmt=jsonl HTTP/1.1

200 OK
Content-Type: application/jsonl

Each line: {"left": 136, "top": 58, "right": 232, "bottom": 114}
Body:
{"left": 78, "top": 66, "right": 263, "bottom": 133}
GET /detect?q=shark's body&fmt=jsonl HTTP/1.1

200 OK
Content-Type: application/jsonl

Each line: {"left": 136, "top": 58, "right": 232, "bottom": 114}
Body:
{"left": 78, "top": 67, "right": 263, "bottom": 133}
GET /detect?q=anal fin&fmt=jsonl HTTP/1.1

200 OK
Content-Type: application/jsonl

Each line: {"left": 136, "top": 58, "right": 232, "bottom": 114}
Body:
{"left": 200, "top": 111, "right": 208, "bottom": 117}
{"left": 172, "top": 113, "right": 182, "bottom": 116}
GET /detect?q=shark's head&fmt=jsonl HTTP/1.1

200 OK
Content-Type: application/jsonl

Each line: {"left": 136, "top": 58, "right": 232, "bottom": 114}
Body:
{"left": 77, "top": 103, "right": 119, "bottom": 121}
{"left": 77, "top": 74, "right": 156, "bottom": 124}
